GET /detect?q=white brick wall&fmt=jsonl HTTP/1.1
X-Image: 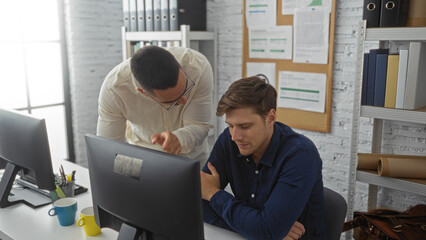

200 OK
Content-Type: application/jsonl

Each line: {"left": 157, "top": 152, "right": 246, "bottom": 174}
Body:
{"left": 66, "top": 0, "right": 426, "bottom": 230}
{"left": 64, "top": 0, "right": 123, "bottom": 166}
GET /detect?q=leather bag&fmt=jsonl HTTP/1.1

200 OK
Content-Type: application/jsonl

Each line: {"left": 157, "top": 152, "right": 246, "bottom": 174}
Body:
{"left": 343, "top": 204, "right": 426, "bottom": 240}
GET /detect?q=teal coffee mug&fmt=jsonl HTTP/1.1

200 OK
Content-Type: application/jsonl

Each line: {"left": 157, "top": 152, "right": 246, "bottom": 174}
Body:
{"left": 48, "top": 198, "right": 78, "bottom": 226}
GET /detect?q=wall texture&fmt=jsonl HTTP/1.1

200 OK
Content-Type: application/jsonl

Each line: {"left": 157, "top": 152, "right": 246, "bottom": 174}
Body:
{"left": 64, "top": 0, "right": 123, "bottom": 166}
{"left": 65, "top": 0, "right": 426, "bottom": 236}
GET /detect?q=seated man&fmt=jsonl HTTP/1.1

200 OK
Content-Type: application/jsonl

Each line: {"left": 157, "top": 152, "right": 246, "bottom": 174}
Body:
{"left": 200, "top": 76, "right": 327, "bottom": 239}
{"left": 97, "top": 46, "right": 213, "bottom": 165}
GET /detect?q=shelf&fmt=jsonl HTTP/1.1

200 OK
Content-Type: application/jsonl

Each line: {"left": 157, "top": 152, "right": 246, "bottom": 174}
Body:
{"left": 357, "top": 170, "right": 426, "bottom": 196}
{"left": 360, "top": 106, "right": 426, "bottom": 124}
{"left": 365, "top": 27, "right": 426, "bottom": 41}
{"left": 125, "top": 31, "right": 215, "bottom": 42}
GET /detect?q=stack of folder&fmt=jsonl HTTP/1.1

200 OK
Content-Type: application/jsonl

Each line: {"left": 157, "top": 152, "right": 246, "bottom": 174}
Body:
{"left": 362, "top": 0, "right": 409, "bottom": 28}
{"left": 361, "top": 42, "right": 426, "bottom": 110}
{"left": 122, "top": 0, "right": 206, "bottom": 32}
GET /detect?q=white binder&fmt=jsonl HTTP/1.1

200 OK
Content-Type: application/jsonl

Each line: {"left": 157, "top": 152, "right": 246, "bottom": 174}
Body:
{"left": 136, "top": 0, "right": 145, "bottom": 31}
{"left": 129, "top": 0, "right": 138, "bottom": 31}
{"left": 153, "top": 0, "right": 161, "bottom": 31}
{"left": 145, "top": 0, "right": 154, "bottom": 31}
{"left": 169, "top": 0, "right": 178, "bottom": 31}
{"left": 122, "top": 0, "right": 131, "bottom": 31}
{"left": 161, "top": 0, "right": 169, "bottom": 31}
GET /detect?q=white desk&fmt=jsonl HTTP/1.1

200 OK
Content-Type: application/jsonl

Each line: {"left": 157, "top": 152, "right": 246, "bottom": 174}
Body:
{"left": 0, "top": 160, "right": 245, "bottom": 240}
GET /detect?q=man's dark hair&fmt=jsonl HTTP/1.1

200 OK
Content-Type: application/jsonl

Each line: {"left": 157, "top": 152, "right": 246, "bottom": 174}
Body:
{"left": 216, "top": 76, "right": 277, "bottom": 117}
{"left": 130, "top": 46, "right": 180, "bottom": 93}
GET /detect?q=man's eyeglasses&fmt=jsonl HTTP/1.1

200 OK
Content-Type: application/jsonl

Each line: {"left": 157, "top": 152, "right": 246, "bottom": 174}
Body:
{"left": 148, "top": 72, "right": 195, "bottom": 110}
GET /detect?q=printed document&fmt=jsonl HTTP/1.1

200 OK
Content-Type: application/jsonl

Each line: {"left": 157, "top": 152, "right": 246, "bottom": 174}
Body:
{"left": 249, "top": 26, "right": 292, "bottom": 59}
{"left": 245, "top": 0, "right": 276, "bottom": 28}
{"left": 278, "top": 71, "right": 326, "bottom": 113}
{"left": 246, "top": 62, "right": 276, "bottom": 87}
{"left": 293, "top": 7, "right": 329, "bottom": 64}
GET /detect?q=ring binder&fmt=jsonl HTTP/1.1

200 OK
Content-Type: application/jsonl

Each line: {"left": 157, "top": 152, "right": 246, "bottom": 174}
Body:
{"left": 363, "top": 0, "right": 381, "bottom": 28}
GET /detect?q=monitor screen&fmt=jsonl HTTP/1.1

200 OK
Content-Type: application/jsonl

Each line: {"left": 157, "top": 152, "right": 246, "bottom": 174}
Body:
{"left": 0, "top": 108, "right": 56, "bottom": 208}
{"left": 85, "top": 134, "right": 204, "bottom": 240}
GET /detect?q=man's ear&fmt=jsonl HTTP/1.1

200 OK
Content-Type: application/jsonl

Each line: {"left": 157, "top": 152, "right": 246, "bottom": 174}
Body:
{"left": 267, "top": 109, "right": 276, "bottom": 125}
{"left": 136, "top": 88, "right": 148, "bottom": 96}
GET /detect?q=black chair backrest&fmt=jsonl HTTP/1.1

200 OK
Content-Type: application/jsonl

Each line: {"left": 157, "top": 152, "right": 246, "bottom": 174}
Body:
{"left": 324, "top": 187, "right": 347, "bottom": 240}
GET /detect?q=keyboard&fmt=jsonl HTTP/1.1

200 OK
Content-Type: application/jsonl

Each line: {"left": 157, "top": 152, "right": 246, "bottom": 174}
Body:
{"left": 15, "top": 177, "right": 88, "bottom": 198}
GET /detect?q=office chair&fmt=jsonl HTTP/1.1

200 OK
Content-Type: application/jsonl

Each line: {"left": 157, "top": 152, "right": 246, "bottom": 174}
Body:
{"left": 324, "top": 187, "right": 347, "bottom": 240}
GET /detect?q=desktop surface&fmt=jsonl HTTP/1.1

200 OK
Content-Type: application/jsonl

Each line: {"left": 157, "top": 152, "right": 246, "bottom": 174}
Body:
{"left": 0, "top": 160, "right": 245, "bottom": 240}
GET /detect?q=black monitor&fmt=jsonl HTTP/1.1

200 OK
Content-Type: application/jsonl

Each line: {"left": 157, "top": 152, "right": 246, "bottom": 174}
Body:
{"left": 85, "top": 134, "right": 204, "bottom": 240}
{"left": 0, "top": 108, "right": 56, "bottom": 208}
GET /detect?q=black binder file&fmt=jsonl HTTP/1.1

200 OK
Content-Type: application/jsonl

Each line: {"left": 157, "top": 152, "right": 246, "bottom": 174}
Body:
{"left": 380, "top": 0, "right": 409, "bottom": 27}
{"left": 363, "top": 0, "right": 381, "bottom": 28}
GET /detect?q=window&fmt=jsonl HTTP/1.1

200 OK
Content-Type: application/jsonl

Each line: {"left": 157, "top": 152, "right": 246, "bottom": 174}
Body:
{"left": 0, "top": 0, "right": 73, "bottom": 163}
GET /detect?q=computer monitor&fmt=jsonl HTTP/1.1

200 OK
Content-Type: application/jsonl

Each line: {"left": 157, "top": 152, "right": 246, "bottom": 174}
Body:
{"left": 0, "top": 108, "right": 56, "bottom": 208}
{"left": 85, "top": 134, "right": 204, "bottom": 240}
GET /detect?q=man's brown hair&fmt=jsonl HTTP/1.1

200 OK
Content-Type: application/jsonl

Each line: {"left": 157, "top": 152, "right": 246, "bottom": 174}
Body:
{"left": 216, "top": 76, "right": 277, "bottom": 117}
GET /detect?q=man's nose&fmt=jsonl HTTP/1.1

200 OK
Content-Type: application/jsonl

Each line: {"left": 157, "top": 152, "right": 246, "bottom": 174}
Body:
{"left": 231, "top": 128, "right": 242, "bottom": 141}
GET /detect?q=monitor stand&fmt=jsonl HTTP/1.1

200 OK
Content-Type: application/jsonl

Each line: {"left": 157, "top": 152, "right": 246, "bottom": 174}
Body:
{"left": 0, "top": 162, "right": 51, "bottom": 208}
{"left": 117, "top": 223, "right": 144, "bottom": 240}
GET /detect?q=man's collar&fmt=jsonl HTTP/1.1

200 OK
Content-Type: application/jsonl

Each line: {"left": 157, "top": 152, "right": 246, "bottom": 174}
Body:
{"left": 257, "top": 123, "right": 279, "bottom": 167}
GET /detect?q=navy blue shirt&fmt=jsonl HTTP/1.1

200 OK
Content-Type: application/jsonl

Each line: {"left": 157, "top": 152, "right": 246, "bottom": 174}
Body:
{"left": 202, "top": 122, "right": 327, "bottom": 240}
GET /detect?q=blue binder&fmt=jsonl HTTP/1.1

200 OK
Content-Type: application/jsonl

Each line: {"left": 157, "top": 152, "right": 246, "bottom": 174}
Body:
{"left": 367, "top": 49, "right": 389, "bottom": 105}
{"left": 361, "top": 53, "right": 369, "bottom": 105}
{"left": 374, "top": 53, "right": 389, "bottom": 107}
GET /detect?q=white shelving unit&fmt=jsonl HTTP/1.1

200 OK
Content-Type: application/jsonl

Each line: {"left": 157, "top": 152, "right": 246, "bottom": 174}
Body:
{"left": 121, "top": 25, "right": 219, "bottom": 144}
{"left": 346, "top": 21, "right": 426, "bottom": 239}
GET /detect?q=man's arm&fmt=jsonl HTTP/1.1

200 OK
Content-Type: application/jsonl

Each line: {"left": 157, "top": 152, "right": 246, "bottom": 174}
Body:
{"left": 96, "top": 81, "right": 127, "bottom": 141}
{"left": 203, "top": 148, "right": 321, "bottom": 239}
{"left": 171, "top": 62, "right": 213, "bottom": 154}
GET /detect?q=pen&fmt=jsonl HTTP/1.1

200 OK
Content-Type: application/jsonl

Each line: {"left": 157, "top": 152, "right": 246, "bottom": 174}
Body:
{"left": 60, "top": 165, "right": 66, "bottom": 183}
{"left": 71, "top": 170, "right": 76, "bottom": 181}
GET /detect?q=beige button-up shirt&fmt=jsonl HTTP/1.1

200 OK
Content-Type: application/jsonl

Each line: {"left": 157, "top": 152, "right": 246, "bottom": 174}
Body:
{"left": 97, "top": 47, "right": 213, "bottom": 165}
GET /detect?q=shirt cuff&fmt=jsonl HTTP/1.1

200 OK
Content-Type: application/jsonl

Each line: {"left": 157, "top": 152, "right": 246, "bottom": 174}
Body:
{"left": 173, "top": 129, "right": 193, "bottom": 154}
{"left": 209, "top": 190, "right": 235, "bottom": 213}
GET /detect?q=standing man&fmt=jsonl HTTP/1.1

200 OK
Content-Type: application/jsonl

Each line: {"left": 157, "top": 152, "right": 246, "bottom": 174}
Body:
{"left": 201, "top": 77, "right": 327, "bottom": 239}
{"left": 97, "top": 46, "right": 213, "bottom": 164}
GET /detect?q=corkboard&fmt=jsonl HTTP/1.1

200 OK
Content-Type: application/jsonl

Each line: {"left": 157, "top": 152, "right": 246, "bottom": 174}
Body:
{"left": 242, "top": 0, "right": 336, "bottom": 132}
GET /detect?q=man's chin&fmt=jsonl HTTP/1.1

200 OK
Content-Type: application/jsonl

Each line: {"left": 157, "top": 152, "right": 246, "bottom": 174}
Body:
{"left": 238, "top": 148, "right": 252, "bottom": 157}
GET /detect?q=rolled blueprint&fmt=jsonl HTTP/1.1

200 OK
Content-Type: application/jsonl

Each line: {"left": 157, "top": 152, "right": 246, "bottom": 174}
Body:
{"left": 378, "top": 157, "right": 426, "bottom": 178}
{"left": 357, "top": 153, "right": 426, "bottom": 171}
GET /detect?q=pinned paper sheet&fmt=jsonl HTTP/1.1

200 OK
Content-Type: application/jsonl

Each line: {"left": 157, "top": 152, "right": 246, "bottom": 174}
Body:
{"left": 278, "top": 71, "right": 326, "bottom": 113}
{"left": 293, "top": 7, "right": 330, "bottom": 64}
{"left": 282, "top": 0, "right": 332, "bottom": 15}
{"left": 246, "top": 62, "right": 276, "bottom": 87}
{"left": 249, "top": 26, "right": 293, "bottom": 60}
{"left": 245, "top": 0, "right": 276, "bottom": 28}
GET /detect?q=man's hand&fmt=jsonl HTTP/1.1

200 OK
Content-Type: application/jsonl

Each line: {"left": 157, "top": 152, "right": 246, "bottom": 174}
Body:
{"left": 283, "top": 221, "right": 305, "bottom": 240}
{"left": 200, "top": 162, "right": 220, "bottom": 201}
{"left": 151, "top": 131, "right": 182, "bottom": 155}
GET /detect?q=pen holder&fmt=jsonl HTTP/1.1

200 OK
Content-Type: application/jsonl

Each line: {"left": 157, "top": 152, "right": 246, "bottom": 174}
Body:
{"left": 60, "top": 181, "right": 75, "bottom": 197}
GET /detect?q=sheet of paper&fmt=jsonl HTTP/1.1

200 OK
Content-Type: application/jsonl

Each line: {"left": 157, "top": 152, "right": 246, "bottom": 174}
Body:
{"left": 278, "top": 71, "right": 326, "bottom": 113}
{"left": 246, "top": 62, "right": 276, "bottom": 87}
{"left": 245, "top": 0, "right": 276, "bottom": 28}
{"left": 282, "top": 0, "right": 331, "bottom": 15}
{"left": 293, "top": 7, "right": 329, "bottom": 64}
{"left": 249, "top": 26, "right": 292, "bottom": 59}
